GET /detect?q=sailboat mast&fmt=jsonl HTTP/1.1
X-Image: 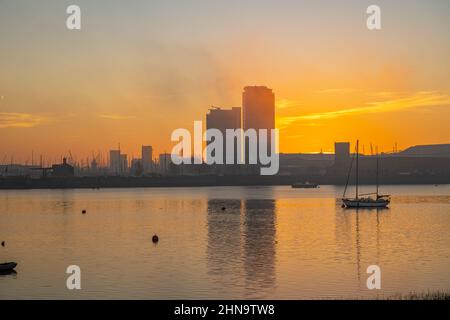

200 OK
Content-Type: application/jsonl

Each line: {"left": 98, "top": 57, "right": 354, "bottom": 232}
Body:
{"left": 356, "top": 140, "right": 359, "bottom": 199}
{"left": 376, "top": 155, "right": 379, "bottom": 198}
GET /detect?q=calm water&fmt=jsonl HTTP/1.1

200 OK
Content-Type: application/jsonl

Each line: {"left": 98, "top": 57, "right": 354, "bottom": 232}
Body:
{"left": 0, "top": 185, "right": 449, "bottom": 299}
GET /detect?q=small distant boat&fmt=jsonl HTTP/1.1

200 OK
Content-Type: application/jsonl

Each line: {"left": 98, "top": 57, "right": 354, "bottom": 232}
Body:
{"left": 0, "top": 262, "right": 17, "bottom": 272}
{"left": 342, "top": 140, "right": 390, "bottom": 209}
{"left": 292, "top": 182, "right": 319, "bottom": 189}
{"left": 342, "top": 197, "right": 390, "bottom": 208}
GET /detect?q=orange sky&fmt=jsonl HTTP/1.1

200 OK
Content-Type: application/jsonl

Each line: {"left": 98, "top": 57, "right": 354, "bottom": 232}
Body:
{"left": 1, "top": 1, "right": 450, "bottom": 164}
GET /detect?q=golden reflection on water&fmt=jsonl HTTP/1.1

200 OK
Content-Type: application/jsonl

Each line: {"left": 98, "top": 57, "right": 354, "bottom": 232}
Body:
{"left": 0, "top": 185, "right": 449, "bottom": 299}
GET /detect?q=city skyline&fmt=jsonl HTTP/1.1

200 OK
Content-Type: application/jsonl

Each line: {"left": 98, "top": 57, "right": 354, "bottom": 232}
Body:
{"left": 2, "top": 1, "right": 450, "bottom": 305}
{"left": 1, "top": 1, "right": 450, "bottom": 162}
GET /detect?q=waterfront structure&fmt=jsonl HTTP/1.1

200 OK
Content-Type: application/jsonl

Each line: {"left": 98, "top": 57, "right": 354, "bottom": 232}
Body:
{"left": 159, "top": 153, "right": 172, "bottom": 175}
{"left": 335, "top": 142, "right": 350, "bottom": 167}
{"left": 142, "top": 145, "right": 153, "bottom": 173}
{"left": 109, "top": 150, "right": 121, "bottom": 175}
{"left": 109, "top": 150, "right": 128, "bottom": 175}
{"left": 51, "top": 158, "right": 75, "bottom": 177}
{"left": 242, "top": 86, "right": 275, "bottom": 165}
{"left": 206, "top": 107, "right": 241, "bottom": 169}
{"left": 130, "top": 158, "right": 143, "bottom": 176}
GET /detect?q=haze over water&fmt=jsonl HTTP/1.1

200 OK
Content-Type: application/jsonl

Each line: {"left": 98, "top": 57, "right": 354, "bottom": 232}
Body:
{"left": 1, "top": 185, "right": 449, "bottom": 299}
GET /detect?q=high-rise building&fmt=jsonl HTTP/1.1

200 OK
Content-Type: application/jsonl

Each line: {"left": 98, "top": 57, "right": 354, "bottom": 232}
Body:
{"left": 109, "top": 150, "right": 128, "bottom": 175}
{"left": 206, "top": 107, "right": 241, "bottom": 165}
{"left": 335, "top": 142, "right": 350, "bottom": 166}
{"left": 242, "top": 86, "right": 275, "bottom": 164}
{"left": 130, "top": 158, "right": 143, "bottom": 176}
{"left": 109, "top": 150, "right": 121, "bottom": 174}
{"left": 159, "top": 153, "right": 172, "bottom": 175}
{"left": 142, "top": 145, "right": 153, "bottom": 173}
{"left": 120, "top": 154, "right": 128, "bottom": 173}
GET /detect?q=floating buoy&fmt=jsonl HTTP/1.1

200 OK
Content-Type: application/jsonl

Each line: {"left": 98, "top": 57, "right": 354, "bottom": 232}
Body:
{"left": 82, "top": 209, "right": 87, "bottom": 214}
{"left": 152, "top": 235, "right": 159, "bottom": 243}
{"left": 1, "top": 241, "right": 4, "bottom": 247}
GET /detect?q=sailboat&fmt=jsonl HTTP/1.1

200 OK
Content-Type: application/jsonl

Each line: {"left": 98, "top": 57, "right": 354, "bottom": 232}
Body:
{"left": 342, "top": 140, "right": 390, "bottom": 208}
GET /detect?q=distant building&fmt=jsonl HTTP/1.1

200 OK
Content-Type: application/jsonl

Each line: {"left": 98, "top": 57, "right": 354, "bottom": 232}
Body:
{"left": 109, "top": 150, "right": 128, "bottom": 175}
{"left": 120, "top": 154, "right": 128, "bottom": 174}
{"left": 159, "top": 153, "right": 172, "bottom": 175}
{"left": 90, "top": 158, "right": 98, "bottom": 171}
{"left": 142, "top": 145, "right": 153, "bottom": 173}
{"left": 242, "top": 86, "right": 275, "bottom": 165}
{"left": 278, "top": 153, "right": 334, "bottom": 176}
{"left": 0, "top": 164, "right": 41, "bottom": 178}
{"left": 130, "top": 158, "right": 143, "bottom": 176}
{"left": 109, "top": 150, "right": 121, "bottom": 175}
{"left": 206, "top": 107, "right": 241, "bottom": 166}
{"left": 51, "top": 158, "right": 74, "bottom": 177}
{"left": 334, "top": 142, "right": 350, "bottom": 166}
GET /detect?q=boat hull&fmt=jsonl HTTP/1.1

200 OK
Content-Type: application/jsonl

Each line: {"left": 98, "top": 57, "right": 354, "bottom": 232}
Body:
{"left": 0, "top": 262, "right": 17, "bottom": 272}
{"left": 292, "top": 184, "right": 319, "bottom": 189}
{"left": 342, "top": 199, "right": 389, "bottom": 208}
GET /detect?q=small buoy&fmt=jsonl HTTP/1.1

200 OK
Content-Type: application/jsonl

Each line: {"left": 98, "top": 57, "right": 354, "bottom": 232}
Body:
{"left": 82, "top": 209, "right": 87, "bottom": 214}
{"left": 152, "top": 235, "right": 159, "bottom": 243}
{"left": 221, "top": 207, "right": 226, "bottom": 211}
{"left": 1, "top": 241, "right": 4, "bottom": 247}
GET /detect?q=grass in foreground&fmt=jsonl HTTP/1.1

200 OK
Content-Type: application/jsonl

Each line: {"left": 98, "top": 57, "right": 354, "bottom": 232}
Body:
{"left": 383, "top": 291, "right": 450, "bottom": 300}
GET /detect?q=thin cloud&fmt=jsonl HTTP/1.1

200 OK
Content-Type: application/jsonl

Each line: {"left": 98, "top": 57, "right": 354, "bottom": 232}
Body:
{"left": 315, "top": 88, "right": 359, "bottom": 94}
{"left": 278, "top": 91, "right": 450, "bottom": 126}
{"left": 99, "top": 114, "right": 136, "bottom": 120}
{"left": 0, "top": 112, "right": 47, "bottom": 129}
{"left": 276, "top": 99, "right": 302, "bottom": 110}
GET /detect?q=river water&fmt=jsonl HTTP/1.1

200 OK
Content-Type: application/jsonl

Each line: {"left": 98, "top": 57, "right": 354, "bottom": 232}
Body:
{"left": 0, "top": 185, "right": 449, "bottom": 299}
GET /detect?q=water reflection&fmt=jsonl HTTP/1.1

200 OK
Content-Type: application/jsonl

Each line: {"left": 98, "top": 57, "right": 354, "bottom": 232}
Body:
{"left": 207, "top": 199, "right": 276, "bottom": 298}
{"left": 335, "top": 200, "right": 387, "bottom": 290}
{"left": 0, "top": 270, "right": 17, "bottom": 278}
{"left": 206, "top": 199, "right": 243, "bottom": 279}
{"left": 243, "top": 199, "right": 276, "bottom": 295}
{"left": 1, "top": 186, "right": 449, "bottom": 299}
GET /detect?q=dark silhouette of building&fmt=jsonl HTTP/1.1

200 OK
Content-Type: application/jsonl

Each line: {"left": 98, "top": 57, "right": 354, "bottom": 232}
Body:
{"left": 109, "top": 150, "right": 121, "bottom": 175}
{"left": 51, "top": 158, "right": 74, "bottom": 177}
{"left": 206, "top": 107, "right": 241, "bottom": 173}
{"left": 278, "top": 153, "right": 334, "bottom": 176}
{"left": 242, "top": 86, "right": 275, "bottom": 165}
{"left": 109, "top": 150, "right": 128, "bottom": 175}
{"left": 328, "top": 142, "right": 450, "bottom": 184}
{"left": 335, "top": 142, "right": 350, "bottom": 165}
{"left": 130, "top": 158, "right": 143, "bottom": 176}
{"left": 142, "top": 145, "right": 153, "bottom": 173}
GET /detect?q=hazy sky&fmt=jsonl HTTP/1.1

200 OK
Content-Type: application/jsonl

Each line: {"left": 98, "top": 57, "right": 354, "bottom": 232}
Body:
{"left": 1, "top": 0, "right": 450, "bottom": 163}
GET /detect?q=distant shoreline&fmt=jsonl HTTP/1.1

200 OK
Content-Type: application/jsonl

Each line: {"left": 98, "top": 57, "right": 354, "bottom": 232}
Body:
{"left": 0, "top": 175, "right": 449, "bottom": 190}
